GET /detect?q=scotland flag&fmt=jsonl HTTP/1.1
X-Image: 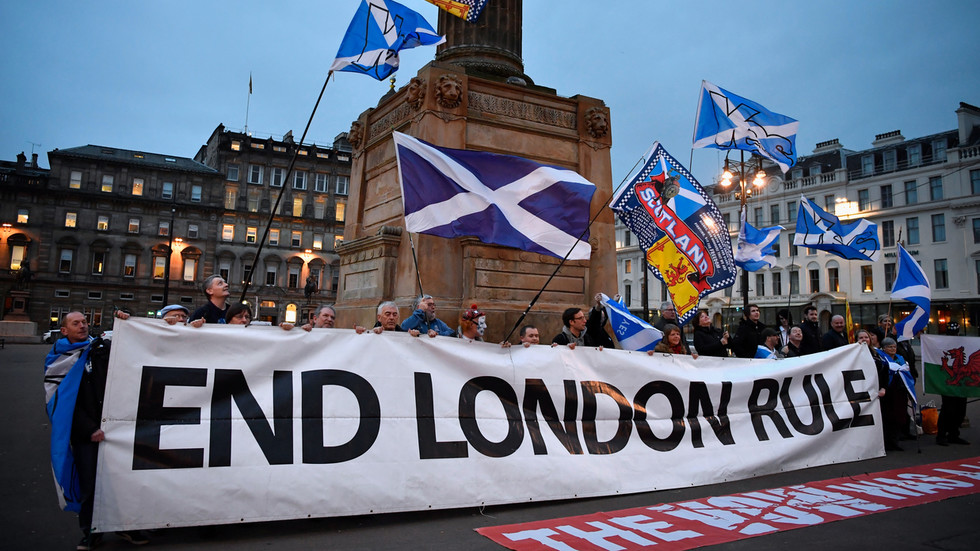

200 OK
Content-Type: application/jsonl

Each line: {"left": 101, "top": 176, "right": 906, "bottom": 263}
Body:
{"left": 393, "top": 132, "right": 597, "bottom": 260}
{"left": 735, "top": 210, "right": 783, "bottom": 272}
{"left": 331, "top": 0, "right": 444, "bottom": 80}
{"left": 793, "top": 196, "right": 881, "bottom": 261}
{"left": 600, "top": 293, "right": 663, "bottom": 352}
{"left": 892, "top": 244, "right": 931, "bottom": 341}
{"left": 693, "top": 81, "right": 799, "bottom": 173}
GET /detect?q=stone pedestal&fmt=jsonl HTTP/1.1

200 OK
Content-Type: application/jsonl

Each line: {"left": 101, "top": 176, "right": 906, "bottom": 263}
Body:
{"left": 335, "top": 59, "right": 615, "bottom": 343}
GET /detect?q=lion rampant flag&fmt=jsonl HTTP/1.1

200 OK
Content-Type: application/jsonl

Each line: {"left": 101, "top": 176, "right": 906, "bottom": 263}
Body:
{"left": 921, "top": 334, "right": 980, "bottom": 397}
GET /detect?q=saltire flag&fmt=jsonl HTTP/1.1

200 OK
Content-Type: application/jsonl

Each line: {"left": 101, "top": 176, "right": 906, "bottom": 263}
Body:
{"left": 43, "top": 337, "right": 94, "bottom": 512}
{"left": 892, "top": 243, "right": 931, "bottom": 341}
{"left": 793, "top": 195, "right": 881, "bottom": 261}
{"left": 880, "top": 350, "right": 918, "bottom": 407}
{"left": 331, "top": 0, "right": 445, "bottom": 81}
{"left": 921, "top": 334, "right": 980, "bottom": 397}
{"left": 599, "top": 293, "right": 663, "bottom": 352}
{"left": 249, "top": 72, "right": 252, "bottom": 94}
{"left": 692, "top": 81, "right": 799, "bottom": 173}
{"left": 734, "top": 209, "right": 782, "bottom": 271}
{"left": 393, "top": 132, "right": 597, "bottom": 260}
{"left": 424, "top": 0, "right": 489, "bottom": 22}
{"left": 610, "top": 143, "right": 736, "bottom": 326}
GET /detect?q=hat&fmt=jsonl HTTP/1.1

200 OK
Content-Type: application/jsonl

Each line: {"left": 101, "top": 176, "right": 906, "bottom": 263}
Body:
{"left": 461, "top": 304, "right": 484, "bottom": 321}
{"left": 761, "top": 328, "right": 779, "bottom": 339}
{"left": 160, "top": 304, "right": 189, "bottom": 317}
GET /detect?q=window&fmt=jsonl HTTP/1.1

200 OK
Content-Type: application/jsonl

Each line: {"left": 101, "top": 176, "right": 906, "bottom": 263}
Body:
{"left": 624, "top": 259, "right": 632, "bottom": 274}
{"left": 248, "top": 165, "right": 263, "bottom": 185}
{"left": 150, "top": 294, "right": 164, "bottom": 303}
{"left": 755, "top": 274, "right": 764, "bottom": 297}
{"left": 932, "top": 213, "right": 945, "bottom": 242}
{"left": 624, "top": 230, "right": 631, "bottom": 247}
{"left": 929, "top": 176, "right": 943, "bottom": 201}
{"left": 861, "top": 265, "right": 873, "bottom": 292}
{"left": 158, "top": 221, "right": 170, "bottom": 236}
{"left": 183, "top": 258, "right": 197, "bottom": 282}
{"left": 153, "top": 256, "right": 166, "bottom": 280}
{"left": 881, "top": 220, "right": 895, "bottom": 247}
{"left": 251, "top": 142, "right": 265, "bottom": 150}
{"left": 123, "top": 254, "right": 137, "bottom": 277}
{"left": 246, "top": 227, "right": 257, "bottom": 244}
{"left": 786, "top": 201, "right": 796, "bottom": 222}
{"left": 904, "top": 180, "right": 917, "bottom": 204}
{"left": 335, "top": 202, "right": 346, "bottom": 222}
{"left": 243, "top": 264, "right": 252, "bottom": 284}
{"left": 101, "top": 175, "right": 113, "bottom": 192}
{"left": 788, "top": 233, "right": 798, "bottom": 257}
{"left": 231, "top": 140, "right": 241, "bottom": 151}
{"left": 273, "top": 145, "right": 286, "bottom": 153}
{"left": 65, "top": 212, "right": 77, "bottom": 228}
{"left": 218, "top": 260, "right": 231, "bottom": 282}
{"left": 973, "top": 218, "right": 980, "bottom": 244}
{"left": 266, "top": 265, "right": 278, "bottom": 286}
{"left": 908, "top": 144, "right": 921, "bottom": 167}
{"left": 935, "top": 259, "right": 948, "bottom": 289}
{"left": 59, "top": 249, "right": 73, "bottom": 273}
{"left": 906, "top": 217, "right": 919, "bottom": 245}
{"left": 96, "top": 215, "right": 109, "bottom": 231}
{"left": 772, "top": 272, "right": 782, "bottom": 295}
{"left": 162, "top": 182, "right": 174, "bottom": 199}
{"left": 227, "top": 164, "right": 240, "bottom": 181}
{"left": 880, "top": 185, "right": 893, "bottom": 208}
{"left": 336, "top": 175, "right": 349, "bottom": 195}
{"left": 292, "top": 197, "right": 304, "bottom": 217}
{"left": 882, "top": 150, "right": 896, "bottom": 172}
{"left": 269, "top": 229, "right": 279, "bottom": 246}
{"left": 861, "top": 155, "right": 873, "bottom": 176}
{"left": 271, "top": 167, "right": 284, "bottom": 187}
{"left": 188, "top": 224, "right": 199, "bottom": 239}
{"left": 792, "top": 168, "right": 803, "bottom": 180}
{"left": 828, "top": 267, "right": 839, "bottom": 292}
{"left": 824, "top": 195, "right": 835, "bottom": 211}
{"left": 291, "top": 231, "right": 302, "bottom": 247}
{"left": 314, "top": 197, "right": 326, "bottom": 219}
{"left": 858, "top": 189, "right": 869, "bottom": 211}
{"left": 247, "top": 189, "right": 260, "bottom": 212}
{"left": 222, "top": 224, "right": 234, "bottom": 241}
{"left": 884, "top": 263, "right": 896, "bottom": 292}
{"left": 91, "top": 252, "right": 105, "bottom": 275}
{"left": 772, "top": 242, "right": 780, "bottom": 258}
{"left": 754, "top": 207, "right": 763, "bottom": 226}
{"left": 722, "top": 212, "right": 731, "bottom": 232}
{"left": 9, "top": 245, "right": 25, "bottom": 270}
{"left": 624, "top": 284, "right": 632, "bottom": 306}
{"left": 16, "top": 208, "right": 28, "bottom": 224}
{"left": 972, "top": 169, "right": 980, "bottom": 195}
{"left": 132, "top": 178, "right": 144, "bottom": 196}
{"left": 191, "top": 184, "right": 202, "bottom": 202}
{"left": 88, "top": 291, "right": 103, "bottom": 300}
{"left": 119, "top": 292, "right": 134, "bottom": 301}
{"left": 808, "top": 269, "right": 819, "bottom": 293}
{"left": 313, "top": 233, "right": 323, "bottom": 250}
{"left": 315, "top": 173, "right": 329, "bottom": 192}
{"left": 289, "top": 266, "right": 301, "bottom": 288}
{"left": 770, "top": 204, "right": 779, "bottom": 225}
{"left": 225, "top": 188, "right": 237, "bottom": 209}
{"left": 293, "top": 171, "right": 307, "bottom": 190}
{"left": 933, "top": 139, "right": 946, "bottom": 162}
{"left": 70, "top": 170, "right": 82, "bottom": 189}
{"left": 54, "top": 290, "right": 71, "bottom": 299}
{"left": 128, "top": 218, "right": 140, "bottom": 233}
{"left": 789, "top": 270, "right": 800, "bottom": 295}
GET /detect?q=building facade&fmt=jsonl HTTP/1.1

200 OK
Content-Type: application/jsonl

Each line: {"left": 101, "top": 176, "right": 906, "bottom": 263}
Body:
{"left": 617, "top": 102, "right": 980, "bottom": 335}
{"left": 0, "top": 125, "right": 351, "bottom": 335}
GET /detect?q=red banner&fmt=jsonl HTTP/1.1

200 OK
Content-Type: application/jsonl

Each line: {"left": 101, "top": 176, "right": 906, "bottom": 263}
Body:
{"left": 478, "top": 457, "right": 980, "bottom": 550}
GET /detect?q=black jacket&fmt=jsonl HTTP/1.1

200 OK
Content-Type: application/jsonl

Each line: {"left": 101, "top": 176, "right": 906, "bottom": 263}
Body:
{"left": 693, "top": 325, "right": 729, "bottom": 357}
{"left": 798, "top": 320, "right": 821, "bottom": 355}
{"left": 731, "top": 318, "right": 766, "bottom": 358}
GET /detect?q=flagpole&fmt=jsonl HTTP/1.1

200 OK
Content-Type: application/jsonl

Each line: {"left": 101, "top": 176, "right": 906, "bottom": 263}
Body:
{"left": 240, "top": 71, "right": 335, "bottom": 302}
{"left": 502, "top": 153, "right": 648, "bottom": 343}
{"left": 245, "top": 72, "right": 252, "bottom": 134}
{"left": 407, "top": 232, "right": 425, "bottom": 298}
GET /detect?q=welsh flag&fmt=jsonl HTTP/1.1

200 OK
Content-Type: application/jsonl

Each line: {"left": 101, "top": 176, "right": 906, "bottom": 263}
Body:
{"left": 921, "top": 334, "right": 980, "bottom": 397}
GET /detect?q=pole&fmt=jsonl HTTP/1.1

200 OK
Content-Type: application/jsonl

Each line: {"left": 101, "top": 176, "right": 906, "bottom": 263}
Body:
{"left": 162, "top": 199, "right": 176, "bottom": 306}
{"left": 407, "top": 232, "right": 425, "bottom": 298}
{"left": 739, "top": 150, "right": 749, "bottom": 313}
{"left": 642, "top": 262, "right": 649, "bottom": 321}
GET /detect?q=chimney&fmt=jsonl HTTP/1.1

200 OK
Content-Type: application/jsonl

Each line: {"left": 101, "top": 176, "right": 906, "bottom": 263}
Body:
{"left": 31, "top": 153, "right": 38, "bottom": 168}
{"left": 16, "top": 151, "right": 26, "bottom": 168}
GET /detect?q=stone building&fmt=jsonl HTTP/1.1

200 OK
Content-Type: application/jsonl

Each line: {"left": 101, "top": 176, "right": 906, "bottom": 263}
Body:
{"left": 616, "top": 102, "right": 980, "bottom": 335}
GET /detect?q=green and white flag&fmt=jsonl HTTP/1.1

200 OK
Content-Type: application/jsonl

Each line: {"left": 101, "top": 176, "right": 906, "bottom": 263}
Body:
{"left": 921, "top": 334, "right": 980, "bottom": 397}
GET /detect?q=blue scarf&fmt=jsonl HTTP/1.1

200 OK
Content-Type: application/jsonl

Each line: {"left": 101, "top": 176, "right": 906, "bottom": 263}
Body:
{"left": 44, "top": 337, "right": 93, "bottom": 512}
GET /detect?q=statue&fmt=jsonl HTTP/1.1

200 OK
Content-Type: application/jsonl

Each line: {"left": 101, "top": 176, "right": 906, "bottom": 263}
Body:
{"left": 304, "top": 275, "right": 319, "bottom": 302}
{"left": 13, "top": 262, "right": 33, "bottom": 290}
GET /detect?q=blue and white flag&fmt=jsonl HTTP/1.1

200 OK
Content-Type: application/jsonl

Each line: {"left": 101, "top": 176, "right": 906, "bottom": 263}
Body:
{"left": 892, "top": 243, "right": 931, "bottom": 341}
{"left": 692, "top": 81, "right": 799, "bottom": 173}
{"left": 599, "top": 293, "right": 663, "bottom": 352}
{"left": 735, "top": 210, "right": 782, "bottom": 272}
{"left": 881, "top": 350, "right": 918, "bottom": 406}
{"left": 331, "top": 0, "right": 445, "bottom": 81}
{"left": 793, "top": 195, "right": 880, "bottom": 261}
{"left": 393, "top": 132, "right": 597, "bottom": 260}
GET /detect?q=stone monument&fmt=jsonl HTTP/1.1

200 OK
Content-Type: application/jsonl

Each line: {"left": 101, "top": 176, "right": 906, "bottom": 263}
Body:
{"left": 334, "top": 0, "right": 615, "bottom": 343}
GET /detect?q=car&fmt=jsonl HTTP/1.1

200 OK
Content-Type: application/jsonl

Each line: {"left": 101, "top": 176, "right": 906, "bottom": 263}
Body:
{"left": 42, "top": 330, "right": 60, "bottom": 344}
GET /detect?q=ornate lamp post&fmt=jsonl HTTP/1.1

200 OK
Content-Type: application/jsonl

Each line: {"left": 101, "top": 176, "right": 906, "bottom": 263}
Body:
{"left": 718, "top": 151, "right": 766, "bottom": 313}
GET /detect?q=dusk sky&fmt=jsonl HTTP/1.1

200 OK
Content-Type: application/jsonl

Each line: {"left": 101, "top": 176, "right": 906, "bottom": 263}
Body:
{"left": 2, "top": 1, "right": 978, "bottom": 187}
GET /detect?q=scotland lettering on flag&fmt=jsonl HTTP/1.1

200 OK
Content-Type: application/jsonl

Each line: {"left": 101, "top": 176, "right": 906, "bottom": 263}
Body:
{"left": 600, "top": 293, "right": 663, "bottom": 352}
{"left": 892, "top": 243, "right": 931, "bottom": 341}
{"left": 793, "top": 195, "right": 881, "bottom": 261}
{"left": 393, "top": 132, "right": 596, "bottom": 260}
{"left": 610, "top": 143, "right": 736, "bottom": 326}
{"left": 692, "top": 81, "right": 799, "bottom": 173}
{"left": 331, "top": 0, "right": 445, "bottom": 81}
{"left": 735, "top": 210, "right": 783, "bottom": 272}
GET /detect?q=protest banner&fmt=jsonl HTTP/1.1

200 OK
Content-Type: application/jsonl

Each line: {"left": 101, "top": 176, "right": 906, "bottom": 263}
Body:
{"left": 93, "top": 319, "right": 883, "bottom": 532}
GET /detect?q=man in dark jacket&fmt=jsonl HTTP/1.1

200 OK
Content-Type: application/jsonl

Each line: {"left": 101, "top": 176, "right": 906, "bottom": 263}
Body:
{"left": 731, "top": 304, "right": 766, "bottom": 358}
{"left": 821, "top": 315, "right": 849, "bottom": 350}
{"left": 798, "top": 305, "right": 822, "bottom": 355}
{"left": 552, "top": 305, "right": 610, "bottom": 348}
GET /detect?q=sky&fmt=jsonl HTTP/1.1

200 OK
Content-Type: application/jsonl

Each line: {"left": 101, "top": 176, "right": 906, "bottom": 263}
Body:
{"left": 2, "top": 1, "right": 979, "bottom": 188}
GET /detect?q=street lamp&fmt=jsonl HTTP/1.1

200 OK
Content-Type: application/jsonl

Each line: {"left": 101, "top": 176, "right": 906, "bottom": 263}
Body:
{"left": 162, "top": 200, "right": 177, "bottom": 306}
{"left": 718, "top": 151, "right": 766, "bottom": 313}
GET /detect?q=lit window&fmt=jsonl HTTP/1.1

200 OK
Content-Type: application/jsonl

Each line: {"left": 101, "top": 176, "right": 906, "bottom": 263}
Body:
{"left": 225, "top": 188, "right": 237, "bottom": 210}
{"left": 314, "top": 197, "right": 326, "bottom": 219}
{"left": 247, "top": 189, "right": 260, "bottom": 212}
{"left": 97, "top": 215, "right": 109, "bottom": 231}
{"left": 313, "top": 234, "right": 323, "bottom": 250}
{"left": 269, "top": 229, "right": 280, "bottom": 246}
{"left": 231, "top": 140, "right": 241, "bottom": 151}
{"left": 132, "top": 178, "right": 144, "bottom": 196}
{"left": 246, "top": 227, "right": 257, "bottom": 244}
{"left": 624, "top": 259, "right": 631, "bottom": 274}
{"left": 65, "top": 212, "right": 77, "bottom": 228}
{"left": 153, "top": 256, "right": 166, "bottom": 279}
{"left": 10, "top": 245, "right": 25, "bottom": 270}
{"left": 191, "top": 185, "right": 202, "bottom": 202}
{"left": 336, "top": 175, "right": 349, "bottom": 195}
{"left": 162, "top": 182, "right": 174, "bottom": 199}
{"left": 293, "top": 171, "right": 307, "bottom": 190}
{"left": 91, "top": 252, "right": 105, "bottom": 275}
{"left": 298, "top": 149, "right": 308, "bottom": 156}
{"left": 123, "top": 254, "right": 137, "bottom": 277}
{"left": 335, "top": 202, "right": 345, "bottom": 222}
{"left": 251, "top": 142, "right": 265, "bottom": 150}
{"left": 222, "top": 224, "right": 234, "bottom": 241}
{"left": 292, "top": 197, "right": 304, "bottom": 217}
{"left": 17, "top": 209, "right": 28, "bottom": 224}
{"left": 70, "top": 171, "right": 82, "bottom": 189}
{"left": 183, "top": 258, "right": 197, "bottom": 282}
{"left": 128, "top": 218, "right": 140, "bottom": 233}
{"left": 101, "top": 175, "right": 114, "bottom": 192}
{"left": 273, "top": 145, "right": 286, "bottom": 153}
{"left": 861, "top": 265, "right": 873, "bottom": 292}
{"left": 159, "top": 221, "right": 170, "bottom": 236}
{"left": 291, "top": 231, "right": 302, "bottom": 247}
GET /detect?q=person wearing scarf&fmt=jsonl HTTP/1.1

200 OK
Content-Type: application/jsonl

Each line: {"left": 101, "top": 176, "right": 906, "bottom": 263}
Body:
{"left": 877, "top": 337, "right": 917, "bottom": 452}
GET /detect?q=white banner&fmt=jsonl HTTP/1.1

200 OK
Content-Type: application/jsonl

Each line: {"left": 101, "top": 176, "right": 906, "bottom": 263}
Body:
{"left": 93, "top": 319, "right": 884, "bottom": 532}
